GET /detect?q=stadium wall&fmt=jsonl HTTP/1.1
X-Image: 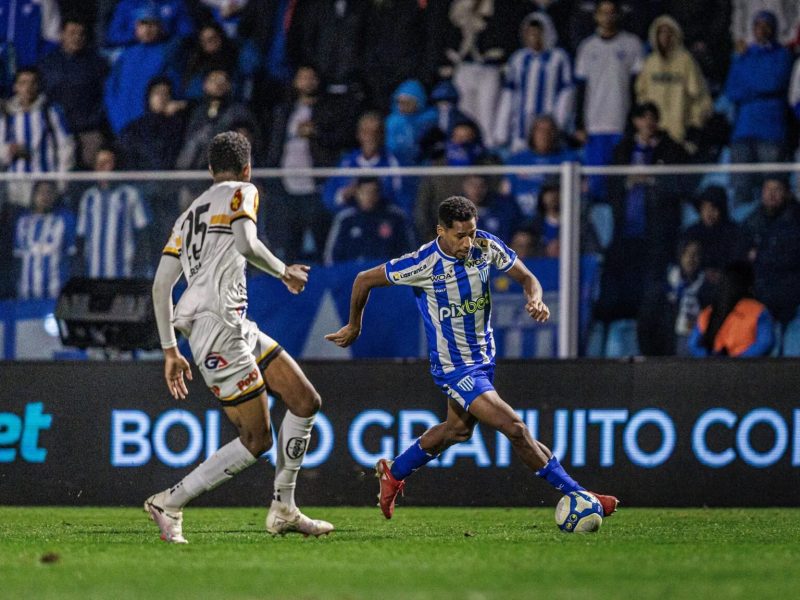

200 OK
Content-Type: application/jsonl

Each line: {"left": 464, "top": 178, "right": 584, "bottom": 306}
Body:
{"left": 0, "top": 360, "right": 797, "bottom": 507}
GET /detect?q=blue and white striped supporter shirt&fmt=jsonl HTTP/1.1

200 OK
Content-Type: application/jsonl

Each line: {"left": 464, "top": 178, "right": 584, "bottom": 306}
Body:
{"left": 13, "top": 208, "right": 76, "bottom": 299}
{"left": 77, "top": 184, "right": 150, "bottom": 278}
{"left": 385, "top": 230, "right": 517, "bottom": 376}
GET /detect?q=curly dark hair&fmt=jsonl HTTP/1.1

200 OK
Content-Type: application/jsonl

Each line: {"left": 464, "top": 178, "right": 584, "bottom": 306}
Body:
{"left": 208, "top": 131, "right": 250, "bottom": 175}
{"left": 438, "top": 196, "right": 477, "bottom": 228}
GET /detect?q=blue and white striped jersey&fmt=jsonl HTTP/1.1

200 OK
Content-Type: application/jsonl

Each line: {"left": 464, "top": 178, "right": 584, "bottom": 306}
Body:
{"left": 495, "top": 47, "right": 574, "bottom": 152}
{"left": 13, "top": 208, "right": 76, "bottom": 299}
{"left": 385, "top": 230, "right": 517, "bottom": 376}
{"left": 77, "top": 184, "right": 151, "bottom": 278}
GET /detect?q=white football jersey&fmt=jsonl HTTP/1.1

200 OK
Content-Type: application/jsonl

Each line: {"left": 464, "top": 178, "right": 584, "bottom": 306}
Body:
{"left": 162, "top": 181, "right": 259, "bottom": 333}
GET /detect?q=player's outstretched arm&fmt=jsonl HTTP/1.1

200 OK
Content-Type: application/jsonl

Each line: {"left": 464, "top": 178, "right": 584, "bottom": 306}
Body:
{"left": 507, "top": 259, "right": 550, "bottom": 323}
{"left": 231, "top": 218, "right": 309, "bottom": 294}
{"left": 152, "top": 254, "right": 193, "bottom": 399}
{"left": 325, "top": 264, "right": 390, "bottom": 347}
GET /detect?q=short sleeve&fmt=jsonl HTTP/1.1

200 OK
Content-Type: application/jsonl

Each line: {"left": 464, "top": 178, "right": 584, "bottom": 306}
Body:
{"left": 228, "top": 184, "right": 259, "bottom": 225}
{"left": 476, "top": 231, "right": 517, "bottom": 272}
{"left": 629, "top": 35, "right": 645, "bottom": 75}
{"left": 574, "top": 39, "right": 589, "bottom": 81}
{"left": 162, "top": 222, "right": 182, "bottom": 258}
{"left": 384, "top": 249, "right": 432, "bottom": 286}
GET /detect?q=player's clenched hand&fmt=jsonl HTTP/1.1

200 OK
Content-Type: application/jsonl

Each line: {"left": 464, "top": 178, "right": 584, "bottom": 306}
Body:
{"left": 282, "top": 264, "right": 311, "bottom": 294}
{"left": 164, "top": 350, "right": 193, "bottom": 400}
{"left": 526, "top": 298, "right": 550, "bottom": 322}
{"left": 324, "top": 323, "right": 361, "bottom": 347}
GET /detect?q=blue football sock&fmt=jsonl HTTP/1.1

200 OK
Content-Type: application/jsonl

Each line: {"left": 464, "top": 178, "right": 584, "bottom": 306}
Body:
{"left": 536, "top": 455, "right": 585, "bottom": 494}
{"left": 390, "top": 439, "right": 436, "bottom": 480}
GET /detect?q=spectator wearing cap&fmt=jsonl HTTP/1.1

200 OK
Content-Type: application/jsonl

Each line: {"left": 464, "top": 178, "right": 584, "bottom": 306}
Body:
{"left": 38, "top": 18, "right": 110, "bottom": 170}
{"left": 724, "top": 10, "right": 793, "bottom": 205}
{"left": 494, "top": 11, "right": 574, "bottom": 154}
{"left": 504, "top": 115, "right": 578, "bottom": 219}
{"left": 430, "top": 80, "right": 469, "bottom": 140}
{"left": 635, "top": 15, "right": 712, "bottom": 150}
{"left": 323, "top": 177, "right": 414, "bottom": 266}
{"left": 741, "top": 177, "right": 800, "bottom": 325}
{"left": 105, "top": 0, "right": 194, "bottom": 47}
{"left": 103, "top": 7, "right": 181, "bottom": 134}
{"left": 680, "top": 186, "right": 745, "bottom": 280}
{"left": 322, "top": 111, "right": 404, "bottom": 214}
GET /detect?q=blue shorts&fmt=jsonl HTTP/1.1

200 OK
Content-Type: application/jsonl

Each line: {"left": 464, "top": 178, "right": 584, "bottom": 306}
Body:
{"left": 433, "top": 364, "right": 496, "bottom": 410}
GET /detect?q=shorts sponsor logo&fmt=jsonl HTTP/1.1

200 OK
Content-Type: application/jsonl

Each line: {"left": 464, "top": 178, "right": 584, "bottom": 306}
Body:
{"left": 204, "top": 353, "right": 229, "bottom": 370}
{"left": 438, "top": 291, "right": 491, "bottom": 320}
{"left": 286, "top": 437, "right": 308, "bottom": 460}
{"left": 210, "top": 385, "right": 221, "bottom": 397}
{"left": 456, "top": 376, "right": 475, "bottom": 392}
{"left": 236, "top": 368, "right": 261, "bottom": 392}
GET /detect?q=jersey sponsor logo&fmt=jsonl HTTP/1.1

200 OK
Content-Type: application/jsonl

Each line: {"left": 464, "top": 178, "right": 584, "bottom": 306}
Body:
{"left": 392, "top": 263, "right": 426, "bottom": 281}
{"left": 429, "top": 269, "right": 455, "bottom": 283}
{"left": 236, "top": 368, "right": 261, "bottom": 392}
{"left": 438, "top": 291, "right": 491, "bottom": 320}
{"left": 231, "top": 189, "right": 243, "bottom": 211}
{"left": 204, "top": 352, "right": 229, "bottom": 370}
{"left": 456, "top": 376, "right": 475, "bottom": 392}
{"left": 463, "top": 256, "right": 487, "bottom": 269}
{"left": 286, "top": 437, "right": 308, "bottom": 459}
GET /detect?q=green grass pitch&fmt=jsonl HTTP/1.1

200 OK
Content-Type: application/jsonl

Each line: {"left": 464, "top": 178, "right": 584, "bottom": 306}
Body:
{"left": 1, "top": 506, "right": 799, "bottom": 599}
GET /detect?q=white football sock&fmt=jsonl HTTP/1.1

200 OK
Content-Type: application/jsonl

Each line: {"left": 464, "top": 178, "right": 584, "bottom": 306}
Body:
{"left": 165, "top": 437, "right": 257, "bottom": 510}
{"left": 273, "top": 411, "right": 315, "bottom": 510}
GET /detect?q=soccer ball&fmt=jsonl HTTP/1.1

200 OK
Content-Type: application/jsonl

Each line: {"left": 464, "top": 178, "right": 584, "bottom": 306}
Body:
{"left": 554, "top": 491, "right": 603, "bottom": 533}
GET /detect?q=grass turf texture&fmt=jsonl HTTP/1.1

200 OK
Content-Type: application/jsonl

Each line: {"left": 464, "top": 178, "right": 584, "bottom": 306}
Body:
{"left": 1, "top": 507, "right": 798, "bottom": 599}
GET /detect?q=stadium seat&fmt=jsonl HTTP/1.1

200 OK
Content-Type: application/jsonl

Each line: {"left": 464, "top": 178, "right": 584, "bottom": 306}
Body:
{"left": 782, "top": 315, "right": 800, "bottom": 357}
{"left": 588, "top": 203, "right": 613, "bottom": 249}
{"left": 605, "top": 319, "right": 640, "bottom": 357}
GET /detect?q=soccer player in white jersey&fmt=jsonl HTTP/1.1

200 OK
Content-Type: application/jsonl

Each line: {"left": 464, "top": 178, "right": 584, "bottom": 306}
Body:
{"left": 145, "top": 131, "right": 333, "bottom": 543}
{"left": 327, "top": 196, "right": 619, "bottom": 519}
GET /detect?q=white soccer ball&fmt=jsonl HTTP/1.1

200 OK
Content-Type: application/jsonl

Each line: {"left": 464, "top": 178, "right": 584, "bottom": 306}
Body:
{"left": 554, "top": 491, "right": 603, "bottom": 533}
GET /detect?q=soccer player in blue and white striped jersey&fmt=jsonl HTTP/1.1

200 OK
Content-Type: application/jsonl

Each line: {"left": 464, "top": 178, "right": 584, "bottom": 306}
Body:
{"left": 76, "top": 148, "right": 151, "bottom": 278}
{"left": 327, "top": 196, "right": 619, "bottom": 519}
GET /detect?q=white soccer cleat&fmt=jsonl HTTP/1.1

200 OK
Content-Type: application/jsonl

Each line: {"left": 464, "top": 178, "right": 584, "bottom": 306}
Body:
{"left": 266, "top": 500, "right": 334, "bottom": 537}
{"left": 144, "top": 491, "right": 188, "bottom": 544}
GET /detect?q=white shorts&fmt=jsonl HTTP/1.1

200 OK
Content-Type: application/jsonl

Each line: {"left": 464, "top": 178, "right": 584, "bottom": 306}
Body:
{"left": 188, "top": 316, "right": 283, "bottom": 405}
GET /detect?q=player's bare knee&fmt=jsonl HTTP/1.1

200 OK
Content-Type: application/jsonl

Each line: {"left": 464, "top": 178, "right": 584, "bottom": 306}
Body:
{"left": 446, "top": 424, "right": 473, "bottom": 443}
{"left": 503, "top": 420, "right": 528, "bottom": 445}
{"left": 292, "top": 387, "right": 321, "bottom": 418}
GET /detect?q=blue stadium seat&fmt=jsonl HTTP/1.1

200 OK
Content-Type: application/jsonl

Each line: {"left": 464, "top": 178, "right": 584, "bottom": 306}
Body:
{"left": 605, "top": 319, "right": 640, "bottom": 357}
{"left": 782, "top": 314, "right": 800, "bottom": 357}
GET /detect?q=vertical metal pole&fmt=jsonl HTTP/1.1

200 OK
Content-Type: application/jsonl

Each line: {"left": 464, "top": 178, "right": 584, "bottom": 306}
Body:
{"left": 558, "top": 161, "right": 581, "bottom": 358}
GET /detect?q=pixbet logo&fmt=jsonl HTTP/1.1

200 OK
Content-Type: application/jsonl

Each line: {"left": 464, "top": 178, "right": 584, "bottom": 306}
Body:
{"left": 438, "top": 291, "right": 491, "bottom": 320}
{"left": 0, "top": 403, "right": 52, "bottom": 463}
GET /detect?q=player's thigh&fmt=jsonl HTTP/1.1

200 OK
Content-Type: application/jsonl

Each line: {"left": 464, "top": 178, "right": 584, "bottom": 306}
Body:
{"left": 263, "top": 350, "right": 321, "bottom": 417}
{"left": 223, "top": 391, "right": 271, "bottom": 439}
{"left": 468, "top": 390, "right": 526, "bottom": 436}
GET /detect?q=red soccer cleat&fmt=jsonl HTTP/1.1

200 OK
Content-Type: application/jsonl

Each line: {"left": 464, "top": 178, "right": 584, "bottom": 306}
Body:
{"left": 588, "top": 491, "right": 619, "bottom": 517}
{"left": 375, "top": 458, "right": 405, "bottom": 519}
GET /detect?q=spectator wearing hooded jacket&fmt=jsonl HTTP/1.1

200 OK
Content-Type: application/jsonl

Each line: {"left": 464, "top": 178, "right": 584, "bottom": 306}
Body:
{"left": 731, "top": 0, "right": 798, "bottom": 50}
{"left": 385, "top": 79, "right": 437, "bottom": 166}
{"left": 105, "top": 0, "right": 195, "bottom": 47}
{"left": 430, "top": 80, "right": 469, "bottom": 139}
{"left": 680, "top": 186, "right": 745, "bottom": 277}
{"left": 725, "top": 10, "right": 793, "bottom": 205}
{"left": 494, "top": 11, "right": 574, "bottom": 154}
{"left": 635, "top": 15, "right": 712, "bottom": 149}
{"left": 103, "top": 8, "right": 181, "bottom": 135}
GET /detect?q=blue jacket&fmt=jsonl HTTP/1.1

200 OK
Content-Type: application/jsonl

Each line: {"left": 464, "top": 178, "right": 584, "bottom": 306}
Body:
{"left": 724, "top": 43, "right": 792, "bottom": 143}
{"left": 104, "top": 41, "right": 179, "bottom": 134}
{"left": 322, "top": 149, "right": 403, "bottom": 213}
{"left": 505, "top": 148, "right": 578, "bottom": 218}
{"left": 324, "top": 205, "right": 414, "bottom": 266}
{"left": 0, "top": 0, "right": 59, "bottom": 67}
{"left": 385, "top": 80, "right": 437, "bottom": 166}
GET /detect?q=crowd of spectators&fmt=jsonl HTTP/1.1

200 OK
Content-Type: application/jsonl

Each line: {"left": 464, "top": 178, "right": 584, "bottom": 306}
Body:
{"left": 1, "top": 0, "right": 800, "bottom": 357}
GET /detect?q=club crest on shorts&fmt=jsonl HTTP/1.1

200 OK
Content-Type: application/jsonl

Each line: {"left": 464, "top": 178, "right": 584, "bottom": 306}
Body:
{"left": 456, "top": 375, "right": 475, "bottom": 392}
{"left": 230, "top": 188, "right": 243, "bottom": 211}
{"left": 286, "top": 437, "right": 308, "bottom": 459}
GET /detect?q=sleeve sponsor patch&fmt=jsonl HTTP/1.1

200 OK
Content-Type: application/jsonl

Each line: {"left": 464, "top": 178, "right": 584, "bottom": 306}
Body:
{"left": 231, "top": 189, "right": 243, "bottom": 212}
